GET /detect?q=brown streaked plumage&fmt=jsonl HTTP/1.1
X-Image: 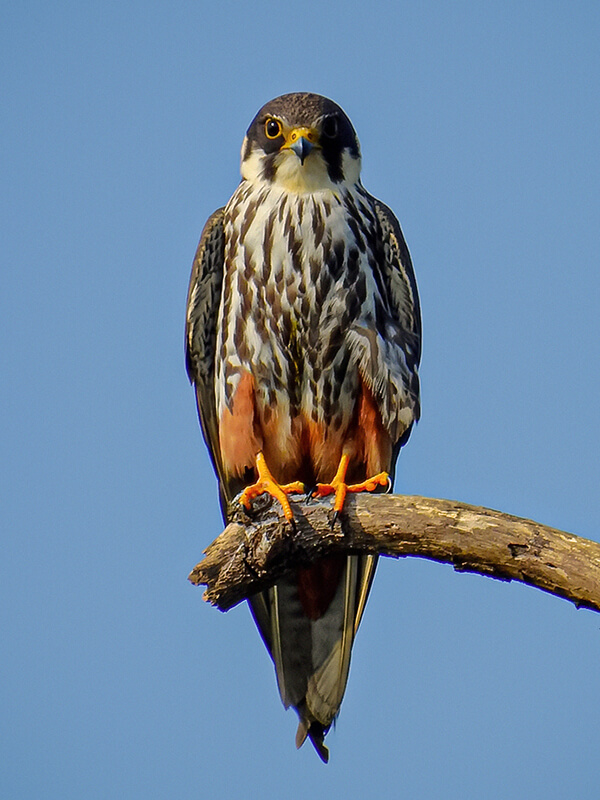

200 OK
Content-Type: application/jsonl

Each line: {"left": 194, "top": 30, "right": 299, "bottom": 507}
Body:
{"left": 185, "top": 92, "right": 421, "bottom": 761}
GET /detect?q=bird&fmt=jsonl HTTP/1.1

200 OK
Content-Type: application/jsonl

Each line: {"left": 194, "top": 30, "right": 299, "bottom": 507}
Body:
{"left": 185, "top": 92, "right": 421, "bottom": 762}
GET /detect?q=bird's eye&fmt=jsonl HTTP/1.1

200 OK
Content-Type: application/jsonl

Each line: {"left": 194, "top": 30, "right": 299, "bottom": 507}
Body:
{"left": 265, "top": 118, "right": 283, "bottom": 139}
{"left": 321, "top": 116, "right": 338, "bottom": 138}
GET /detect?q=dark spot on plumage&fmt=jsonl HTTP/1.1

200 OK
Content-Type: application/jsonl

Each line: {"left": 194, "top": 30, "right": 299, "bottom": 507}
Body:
{"left": 260, "top": 257, "right": 271, "bottom": 286}
{"left": 288, "top": 368, "right": 300, "bottom": 407}
{"left": 321, "top": 392, "right": 332, "bottom": 419}
{"left": 263, "top": 404, "right": 272, "bottom": 425}
{"left": 266, "top": 281, "right": 275, "bottom": 307}
{"left": 283, "top": 206, "right": 293, "bottom": 238}
{"left": 319, "top": 268, "right": 331, "bottom": 299}
{"left": 355, "top": 272, "right": 367, "bottom": 305}
{"left": 345, "top": 247, "right": 360, "bottom": 282}
{"left": 363, "top": 231, "right": 380, "bottom": 264}
{"left": 328, "top": 239, "right": 345, "bottom": 281}
{"left": 311, "top": 202, "right": 325, "bottom": 247}
{"left": 357, "top": 195, "right": 373, "bottom": 218}
{"left": 347, "top": 216, "right": 366, "bottom": 252}
{"left": 241, "top": 284, "right": 252, "bottom": 318}
{"left": 331, "top": 412, "right": 343, "bottom": 432}
{"left": 338, "top": 309, "right": 349, "bottom": 334}
{"left": 243, "top": 246, "right": 253, "bottom": 280}
{"left": 227, "top": 230, "right": 239, "bottom": 262}
{"left": 297, "top": 198, "right": 304, "bottom": 224}
{"left": 322, "top": 329, "right": 343, "bottom": 368}
{"left": 344, "top": 191, "right": 361, "bottom": 222}
{"left": 286, "top": 279, "right": 297, "bottom": 306}
{"left": 347, "top": 289, "right": 362, "bottom": 321}
{"left": 277, "top": 204, "right": 285, "bottom": 226}
{"left": 236, "top": 323, "right": 249, "bottom": 362}
{"left": 239, "top": 209, "right": 253, "bottom": 242}
{"left": 291, "top": 239, "right": 302, "bottom": 274}
{"left": 262, "top": 211, "right": 275, "bottom": 276}
{"left": 374, "top": 295, "right": 387, "bottom": 336}
{"left": 245, "top": 197, "right": 258, "bottom": 222}
{"left": 267, "top": 313, "right": 278, "bottom": 341}
{"left": 229, "top": 201, "right": 241, "bottom": 225}
{"left": 368, "top": 253, "right": 387, "bottom": 306}
{"left": 301, "top": 294, "right": 310, "bottom": 321}
{"left": 281, "top": 309, "right": 292, "bottom": 342}
{"left": 333, "top": 349, "right": 350, "bottom": 387}
{"left": 309, "top": 255, "right": 320, "bottom": 284}
{"left": 321, "top": 233, "right": 332, "bottom": 269}
{"left": 271, "top": 288, "right": 281, "bottom": 318}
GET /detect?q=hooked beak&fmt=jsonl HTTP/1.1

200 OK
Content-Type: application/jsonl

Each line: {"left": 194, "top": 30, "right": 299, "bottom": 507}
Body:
{"left": 283, "top": 126, "right": 318, "bottom": 164}
{"left": 290, "top": 136, "right": 314, "bottom": 164}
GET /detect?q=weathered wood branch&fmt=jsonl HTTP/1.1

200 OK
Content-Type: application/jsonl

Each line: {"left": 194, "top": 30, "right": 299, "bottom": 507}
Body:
{"left": 189, "top": 493, "right": 600, "bottom": 614}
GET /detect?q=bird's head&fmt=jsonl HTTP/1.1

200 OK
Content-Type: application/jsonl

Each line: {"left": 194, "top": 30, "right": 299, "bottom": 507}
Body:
{"left": 240, "top": 93, "right": 362, "bottom": 193}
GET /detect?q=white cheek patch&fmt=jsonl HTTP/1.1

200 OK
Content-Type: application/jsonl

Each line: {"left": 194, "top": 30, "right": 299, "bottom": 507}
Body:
{"left": 240, "top": 148, "right": 265, "bottom": 182}
{"left": 241, "top": 144, "right": 362, "bottom": 194}
{"left": 340, "top": 150, "right": 361, "bottom": 186}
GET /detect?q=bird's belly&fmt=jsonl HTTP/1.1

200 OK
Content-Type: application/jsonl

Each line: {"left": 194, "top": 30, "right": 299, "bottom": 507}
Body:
{"left": 218, "top": 357, "right": 391, "bottom": 487}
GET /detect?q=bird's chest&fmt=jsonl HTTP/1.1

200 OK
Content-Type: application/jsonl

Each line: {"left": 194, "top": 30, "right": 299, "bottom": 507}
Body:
{"left": 216, "top": 186, "right": 377, "bottom": 418}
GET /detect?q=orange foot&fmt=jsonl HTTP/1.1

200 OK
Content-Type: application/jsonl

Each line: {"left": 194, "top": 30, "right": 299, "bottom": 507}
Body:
{"left": 312, "top": 454, "right": 390, "bottom": 521}
{"left": 239, "top": 451, "right": 304, "bottom": 523}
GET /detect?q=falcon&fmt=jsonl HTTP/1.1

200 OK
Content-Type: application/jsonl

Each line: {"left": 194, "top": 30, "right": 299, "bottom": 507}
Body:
{"left": 185, "top": 93, "right": 421, "bottom": 761}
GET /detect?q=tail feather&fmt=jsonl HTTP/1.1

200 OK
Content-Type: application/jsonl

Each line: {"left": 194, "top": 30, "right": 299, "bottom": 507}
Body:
{"left": 295, "top": 715, "right": 330, "bottom": 763}
{"left": 248, "top": 553, "right": 377, "bottom": 760}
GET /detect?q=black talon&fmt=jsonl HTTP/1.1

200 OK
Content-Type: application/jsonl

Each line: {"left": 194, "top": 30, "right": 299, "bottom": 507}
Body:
{"left": 304, "top": 486, "right": 317, "bottom": 503}
{"left": 331, "top": 510, "right": 339, "bottom": 529}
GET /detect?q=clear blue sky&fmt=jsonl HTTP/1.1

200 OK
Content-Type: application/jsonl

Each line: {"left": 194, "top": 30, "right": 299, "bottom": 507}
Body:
{"left": 2, "top": 2, "right": 600, "bottom": 797}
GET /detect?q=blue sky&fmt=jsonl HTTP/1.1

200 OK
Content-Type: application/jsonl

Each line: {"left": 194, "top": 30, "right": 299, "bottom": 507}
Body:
{"left": 2, "top": 2, "right": 599, "bottom": 797}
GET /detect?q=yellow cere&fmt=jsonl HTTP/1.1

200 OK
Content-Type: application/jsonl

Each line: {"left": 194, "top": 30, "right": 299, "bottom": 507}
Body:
{"left": 283, "top": 127, "right": 319, "bottom": 149}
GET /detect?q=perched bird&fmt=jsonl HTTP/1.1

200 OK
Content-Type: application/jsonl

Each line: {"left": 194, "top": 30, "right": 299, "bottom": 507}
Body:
{"left": 185, "top": 92, "right": 421, "bottom": 761}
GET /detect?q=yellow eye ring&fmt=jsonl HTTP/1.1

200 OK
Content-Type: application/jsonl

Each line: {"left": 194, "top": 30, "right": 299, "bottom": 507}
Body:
{"left": 265, "top": 118, "right": 282, "bottom": 139}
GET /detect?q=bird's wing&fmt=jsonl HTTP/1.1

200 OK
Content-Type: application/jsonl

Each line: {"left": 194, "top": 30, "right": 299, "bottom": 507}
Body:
{"left": 368, "top": 197, "right": 422, "bottom": 464}
{"left": 185, "top": 207, "right": 228, "bottom": 515}
{"left": 372, "top": 198, "right": 422, "bottom": 372}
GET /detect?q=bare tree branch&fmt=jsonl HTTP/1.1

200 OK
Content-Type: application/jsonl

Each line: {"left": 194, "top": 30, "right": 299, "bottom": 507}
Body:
{"left": 189, "top": 493, "right": 600, "bottom": 614}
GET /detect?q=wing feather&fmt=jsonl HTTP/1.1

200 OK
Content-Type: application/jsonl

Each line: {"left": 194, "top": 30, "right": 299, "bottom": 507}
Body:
{"left": 372, "top": 198, "right": 421, "bottom": 373}
{"left": 185, "top": 208, "right": 227, "bottom": 512}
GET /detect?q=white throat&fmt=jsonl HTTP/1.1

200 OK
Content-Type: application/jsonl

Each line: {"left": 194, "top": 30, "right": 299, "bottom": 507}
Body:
{"left": 241, "top": 142, "right": 362, "bottom": 194}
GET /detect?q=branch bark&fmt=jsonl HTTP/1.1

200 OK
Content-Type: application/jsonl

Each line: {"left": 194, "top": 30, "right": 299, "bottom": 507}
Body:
{"left": 189, "top": 493, "right": 600, "bottom": 614}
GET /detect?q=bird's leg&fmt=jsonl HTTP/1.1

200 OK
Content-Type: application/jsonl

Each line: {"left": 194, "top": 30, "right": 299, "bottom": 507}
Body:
{"left": 312, "top": 454, "right": 389, "bottom": 521}
{"left": 239, "top": 451, "right": 305, "bottom": 522}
